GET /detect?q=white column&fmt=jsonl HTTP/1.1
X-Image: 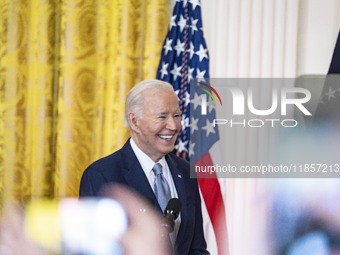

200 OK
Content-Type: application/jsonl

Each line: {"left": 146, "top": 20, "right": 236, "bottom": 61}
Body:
{"left": 297, "top": 0, "right": 340, "bottom": 75}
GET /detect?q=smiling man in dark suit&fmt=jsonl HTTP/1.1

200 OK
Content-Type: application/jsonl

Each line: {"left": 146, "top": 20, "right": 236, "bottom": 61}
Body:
{"left": 79, "top": 79, "right": 209, "bottom": 255}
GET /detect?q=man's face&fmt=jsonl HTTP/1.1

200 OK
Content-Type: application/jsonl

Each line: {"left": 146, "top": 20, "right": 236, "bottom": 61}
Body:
{"left": 130, "top": 89, "right": 182, "bottom": 162}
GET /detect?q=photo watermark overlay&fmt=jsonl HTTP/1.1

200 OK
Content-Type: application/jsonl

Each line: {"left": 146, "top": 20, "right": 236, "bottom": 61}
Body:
{"left": 189, "top": 76, "right": 340, "bottom": 178}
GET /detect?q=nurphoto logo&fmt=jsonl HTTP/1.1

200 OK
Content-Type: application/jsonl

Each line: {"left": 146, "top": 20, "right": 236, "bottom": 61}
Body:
{"left": 198, "top": 81, "right": 223, "bottom": 115}
{"left": 196, "top": 79, "right": 313, "bottom": 128}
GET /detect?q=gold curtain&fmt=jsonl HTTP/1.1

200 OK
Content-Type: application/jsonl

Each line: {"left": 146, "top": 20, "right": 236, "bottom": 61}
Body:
{"left": 0, "top": 0, "right": 169, "bottom": 208}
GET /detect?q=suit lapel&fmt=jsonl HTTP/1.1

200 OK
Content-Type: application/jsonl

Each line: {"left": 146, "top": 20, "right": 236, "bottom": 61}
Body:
{"left": 166, "top": 155, "right": 187, "bottom": 247}
{"left": 120, "top": 141, "right": 157, "bottom": 205}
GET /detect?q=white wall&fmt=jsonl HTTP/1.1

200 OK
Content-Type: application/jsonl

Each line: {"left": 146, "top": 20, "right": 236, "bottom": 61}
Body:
{"left": 201, "top": 0, "right": 340, "bottom": 77}
{"left": 296, "top": 0, "right": 340, "bottom": 74}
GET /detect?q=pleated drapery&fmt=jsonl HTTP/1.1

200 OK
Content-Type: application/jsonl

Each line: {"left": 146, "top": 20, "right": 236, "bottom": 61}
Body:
{"left": 0, "top": 0, "right": 169, "bottom": 208}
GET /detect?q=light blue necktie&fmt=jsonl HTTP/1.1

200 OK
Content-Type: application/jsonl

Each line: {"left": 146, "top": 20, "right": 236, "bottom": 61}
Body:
{"left": 152, "top": 163, "right": 171, "bottom": 212}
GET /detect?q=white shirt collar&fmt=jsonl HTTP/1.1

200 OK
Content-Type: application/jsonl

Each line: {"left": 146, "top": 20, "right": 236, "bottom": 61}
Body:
{"left": 130, "top": 138, "right": 166, "bottom": 175}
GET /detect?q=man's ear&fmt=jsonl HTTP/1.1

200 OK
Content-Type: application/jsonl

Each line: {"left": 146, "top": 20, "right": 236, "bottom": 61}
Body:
{"left": 127, "top": 112, "right": 140, "bottom": 133}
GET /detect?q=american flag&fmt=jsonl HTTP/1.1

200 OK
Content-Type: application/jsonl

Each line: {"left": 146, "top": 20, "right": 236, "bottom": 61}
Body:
{"left": 328, "top": 30, "right": 340, "bottom": 74}
{"left": 156, "top": 0, "right": 229, "bottom": 254}
{"left": 313, "top": 30, "right": 340, "bottom": 124}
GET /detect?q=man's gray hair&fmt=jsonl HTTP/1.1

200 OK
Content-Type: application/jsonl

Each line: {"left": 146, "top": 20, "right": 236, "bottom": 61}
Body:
{"left": 125, "top": 79, "right": 175, "bottom": 127}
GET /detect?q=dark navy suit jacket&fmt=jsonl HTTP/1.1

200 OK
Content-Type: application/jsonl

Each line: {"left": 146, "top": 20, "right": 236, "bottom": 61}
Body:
{"left": 79, "top": 139, "right": 209, "bottom": 255}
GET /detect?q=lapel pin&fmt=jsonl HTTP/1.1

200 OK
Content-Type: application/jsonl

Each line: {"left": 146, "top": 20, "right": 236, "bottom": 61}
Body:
{"left": 177, "top": 174, "right": 182, "bottom": 178}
